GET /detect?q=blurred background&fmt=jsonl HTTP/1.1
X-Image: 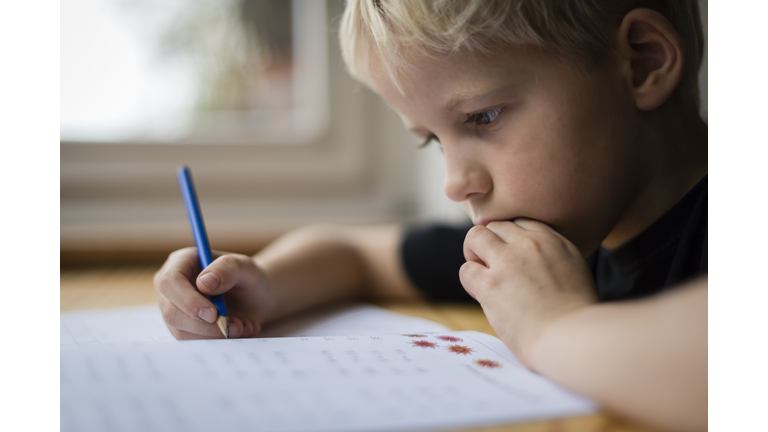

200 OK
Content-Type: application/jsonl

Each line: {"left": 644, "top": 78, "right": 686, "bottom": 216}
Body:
{"left": 60, "top": 0, "right": 707, "bottom": 263}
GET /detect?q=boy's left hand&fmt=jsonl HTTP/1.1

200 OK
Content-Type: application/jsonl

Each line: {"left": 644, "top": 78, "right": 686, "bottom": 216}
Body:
{"left": 460, "top": 218, "right": 598, "bottom": 368}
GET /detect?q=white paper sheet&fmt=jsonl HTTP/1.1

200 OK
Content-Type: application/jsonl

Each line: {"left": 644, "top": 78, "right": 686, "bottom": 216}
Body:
{"left": 60, "top": 303, "right": 450, "bottom": 346}
{"left": 60, "top": 305, "right": 596, "bottom": 431}
{"left": 61, "top": 331, "right": 594, "bottom": 432}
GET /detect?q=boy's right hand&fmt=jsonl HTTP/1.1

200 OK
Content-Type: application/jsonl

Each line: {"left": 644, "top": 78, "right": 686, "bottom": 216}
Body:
{"left": 154, "top": 247, "right": 276, "bottom": 340}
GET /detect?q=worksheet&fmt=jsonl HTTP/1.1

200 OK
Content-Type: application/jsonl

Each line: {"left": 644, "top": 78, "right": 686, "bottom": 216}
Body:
{"left": 60, "top": 303, "right": 450, "bottom": 346}
{"left": 61, "top": 331, "right": 595, "bottom": 432}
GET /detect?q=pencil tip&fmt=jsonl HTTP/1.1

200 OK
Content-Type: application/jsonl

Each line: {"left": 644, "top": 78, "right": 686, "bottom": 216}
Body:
{"left": 216, "top": 316, "right": 229, "bottom": 339}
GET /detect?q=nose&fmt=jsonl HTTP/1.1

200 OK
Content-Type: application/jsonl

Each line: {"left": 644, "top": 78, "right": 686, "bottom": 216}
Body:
{"left": 443, "top": 150, "right": 492, "bottom": 203}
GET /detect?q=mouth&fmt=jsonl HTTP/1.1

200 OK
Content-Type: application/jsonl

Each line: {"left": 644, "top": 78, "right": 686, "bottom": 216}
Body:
{"left": 474, "top": 218, "right": 491, "bottom": 227}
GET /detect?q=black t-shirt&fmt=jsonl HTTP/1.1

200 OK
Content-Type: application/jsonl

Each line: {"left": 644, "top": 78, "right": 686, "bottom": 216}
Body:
{"left": 401, "top": 176, "right": 708, "bottom": 302}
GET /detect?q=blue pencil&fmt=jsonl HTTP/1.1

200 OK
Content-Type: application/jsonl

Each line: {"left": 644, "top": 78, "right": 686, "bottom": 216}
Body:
{"left": 176, "top": 166, "right": 230, "bottom": 338}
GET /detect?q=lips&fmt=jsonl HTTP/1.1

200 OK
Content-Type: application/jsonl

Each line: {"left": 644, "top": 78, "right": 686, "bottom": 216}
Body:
{"left": 474, "top": 218, "right": 492, "bottom": 227}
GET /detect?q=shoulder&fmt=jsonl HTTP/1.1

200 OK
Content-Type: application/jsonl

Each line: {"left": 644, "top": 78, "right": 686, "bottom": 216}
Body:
{"left": 401, "top": 222, "right": 475, "bottom": 301}
{"left": 591, "top": 176, "right": 707, "bottom": 301}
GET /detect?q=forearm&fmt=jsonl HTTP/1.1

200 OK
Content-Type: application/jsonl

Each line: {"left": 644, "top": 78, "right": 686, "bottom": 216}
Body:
{"left": 255, "top": 224, "right": 419, "bottom": 323}
{"left": 528, "top": 278, "right": 707, "bottom": 431}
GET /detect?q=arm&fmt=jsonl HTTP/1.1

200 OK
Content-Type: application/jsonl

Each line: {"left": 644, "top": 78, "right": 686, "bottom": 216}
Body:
{"left": 530, "top": 278, "right": 707, "bottom": 432}
{"left": 254, "top": 223, "right": 422, "bottom": 323}
{"left": 461, "top": 219, "right": 707, "bottom": 432}
{"left": 154, "top": 224, "right": 420, "bottom": 340}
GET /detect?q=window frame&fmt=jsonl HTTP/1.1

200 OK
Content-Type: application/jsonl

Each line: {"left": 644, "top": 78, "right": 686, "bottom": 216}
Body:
{"left": 61, "top": 0, "right": 424, "bottom": 253}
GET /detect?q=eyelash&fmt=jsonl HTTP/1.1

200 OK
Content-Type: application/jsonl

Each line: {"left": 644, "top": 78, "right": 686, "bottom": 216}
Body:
{"left": 466, "top": 107, "right": 503, "bottom": 127}
{"left": 418, "top": 107, "right": 504, "bottom": 149}
{"left": 418, "top": 134, "right": 440, "bottom": 149}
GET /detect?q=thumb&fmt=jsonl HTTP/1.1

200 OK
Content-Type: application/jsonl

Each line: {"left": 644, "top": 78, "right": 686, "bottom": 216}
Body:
{"left": 197, "top": 271, "right": 222, "bottom": 294}
{"left": 195, "top": 254, "right": 261, "bottom": 296}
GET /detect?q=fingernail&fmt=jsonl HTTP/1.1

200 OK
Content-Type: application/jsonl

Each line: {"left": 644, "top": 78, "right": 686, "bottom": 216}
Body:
{"left": 198, "top": 307, "right": 215, "bottom": 323}
{"left": 199, "top": 273, "right": 220, "bottom": 291}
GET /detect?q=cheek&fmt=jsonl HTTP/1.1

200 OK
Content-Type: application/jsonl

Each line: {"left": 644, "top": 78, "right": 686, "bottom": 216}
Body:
{"left": 489, "top": 106, "right": 623, "bottom": 231}
{"left": 490, "top": 123, "right": 584, "bottom": 214}
{"left": 487, "top": 69, "right": 638, "bottom": 252}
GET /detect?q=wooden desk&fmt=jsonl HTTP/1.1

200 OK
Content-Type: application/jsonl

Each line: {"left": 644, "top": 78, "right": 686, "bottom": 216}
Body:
{"left": 61, "top": 264, "right": 653, "bottom": 432}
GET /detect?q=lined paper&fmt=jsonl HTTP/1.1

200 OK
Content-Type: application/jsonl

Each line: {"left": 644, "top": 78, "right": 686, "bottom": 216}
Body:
{"left": 60, "top": 303, "right": 450, "bottom": 347}
{"left": 60, "top": 305, "right": 595, "bottom": 431}
{"left": 61, "top": 331, "right": 594, "bottom": 432}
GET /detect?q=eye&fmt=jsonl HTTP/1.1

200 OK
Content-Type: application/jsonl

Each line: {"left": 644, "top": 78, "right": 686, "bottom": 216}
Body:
{"left": 466, "top": 107, "right": 503, "bottom": 127}
{"left": 418, "top": 133, "right": 441, "bottom": 149}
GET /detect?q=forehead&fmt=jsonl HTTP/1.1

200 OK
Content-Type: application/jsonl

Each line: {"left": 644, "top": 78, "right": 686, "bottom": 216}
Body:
{"left": 368, "top": 47, "right": 541, "bottom": 124}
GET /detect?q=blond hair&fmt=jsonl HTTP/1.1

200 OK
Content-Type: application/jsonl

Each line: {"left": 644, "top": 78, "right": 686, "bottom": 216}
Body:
{"left": 339, "top": 0, "right": 704, "bottom": 111}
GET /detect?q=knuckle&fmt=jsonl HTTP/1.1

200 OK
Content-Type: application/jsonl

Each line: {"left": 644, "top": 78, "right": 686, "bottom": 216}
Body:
{"left": 465, "top": 225, "right": 485, "bottom": 242}
{"left": 229, "top": 254, "right": 251, "bottom": 270}
{"left": 565, "top": 241, "right": 582, "bottom": 256}
{"left": 159, "top": 301, "right": 178, "bottom": 325}
{"left": 486, "top": 221, "right": 503, "bottom": 230}
{"left": 153, "top": 269, "right": 164, "bottom": 288}
{"left": 532, "top": 230, "right": 555, "bottom": 243}
{"left": 458, "top": 262, "right": 471, "bottom": 281}
{"left": 153, "top": 270, "right": 172, "bottom": 291}
{"left": 518, "top": 235, "right": 542, "bottom": 254}
{"left": 217, "top": 254, "right": 240, "bottom": 271}
{"left": 215, "top": 254, "right": 255, "bottom": 279}
{"left": 235, "top": 253, "right": 254, "bottom": 266}
{"left": 167, "top": 249, "right": 183, "bottom": 260}
{"left": 458, "top": 262, "right": 479, "bottom": 284}
{"left": 486, "top": 273, "right": 502, "bottom": 291}
{"left": 192, "top": 320, "right": 214, "bottom": 338}
{"left": 169, "top": 247, "right": 195, "bottom": 259}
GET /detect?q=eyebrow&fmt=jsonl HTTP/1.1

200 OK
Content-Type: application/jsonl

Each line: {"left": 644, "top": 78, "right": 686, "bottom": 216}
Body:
{"left": 441, "top": 82, "right": 525, "bottom": 115}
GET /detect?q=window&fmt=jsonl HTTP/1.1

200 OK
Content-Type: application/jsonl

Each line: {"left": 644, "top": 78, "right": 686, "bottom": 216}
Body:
{"left": 61, "top": 0, "right": 327, "bottom": 144}
{"left": 61, "top": 0, "right": 426, "bottom": 254}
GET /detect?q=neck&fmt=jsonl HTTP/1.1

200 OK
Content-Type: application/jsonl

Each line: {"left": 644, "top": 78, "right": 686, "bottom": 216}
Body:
{"left": 601, "top": 105, "right": 708, "bottom": 250}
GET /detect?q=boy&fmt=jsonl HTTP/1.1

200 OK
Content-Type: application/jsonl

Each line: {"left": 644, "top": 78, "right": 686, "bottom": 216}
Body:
{"left": 154, "top": 1, "right": 707, "bottom": 430}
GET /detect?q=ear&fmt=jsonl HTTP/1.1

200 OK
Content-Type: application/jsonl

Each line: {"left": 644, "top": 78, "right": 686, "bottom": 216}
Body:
{"left": 616, "top": 8, "right": 684, "bottom": 111}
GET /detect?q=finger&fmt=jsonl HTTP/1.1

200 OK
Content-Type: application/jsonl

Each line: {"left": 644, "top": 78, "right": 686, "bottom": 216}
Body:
{"left": 511, "top": 218, "right": 569, "bottom": 242}
{"left": 459, "top": 261, "right": 486, "bottom": 300}
{"left": 463, "top": 225, "right": 506, "bottom": 266}
{"left": 464, "top": 246, "right": 485, "bottom": 267}
{"left": 158, "top": 247, "right": 202, "bottom": 282}
{"left": 241, "top": 318, "right": 254, "bottom": 338}
{"left": 511, "top": 218, "right": 580, "bottom": 254}
{"left": 155, "top": 256, "right": 220, "bottom": 325}
{"left": 487, "top": 219, "right": 570, "bottom": 250}
{"left": 239, "top": 318, "right": 262, "bottom": 338}
{"left": 159, "top": 298, "right": 227, "bottom": 339}
{"left": 173, "top": 328, "right": 225, "bottom": 341}
{"left": 158, "top": 247, "right": 231, "bottom": 282}
{"left": 483, "top": 220, "right": 525, "bottom": 244}
{"left": 196, "top": 254, "right": 262, "bottom": 297}
{"left": 228, "top": 316, "right": 244, "bottom": 338}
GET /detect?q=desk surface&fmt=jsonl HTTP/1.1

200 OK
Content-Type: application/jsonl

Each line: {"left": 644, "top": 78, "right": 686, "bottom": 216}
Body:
{"left": 61, "top": 264, "right": 654, "bottom": 432}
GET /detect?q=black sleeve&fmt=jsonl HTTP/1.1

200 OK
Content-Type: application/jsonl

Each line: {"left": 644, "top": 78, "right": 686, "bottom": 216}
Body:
{"left": 400, "top": 222, "right": 475, "bottom": 301}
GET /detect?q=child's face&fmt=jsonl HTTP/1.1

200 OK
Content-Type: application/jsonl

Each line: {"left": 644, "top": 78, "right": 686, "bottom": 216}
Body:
{"left": 369, "top": 47, "right": 647, "bottom": 255}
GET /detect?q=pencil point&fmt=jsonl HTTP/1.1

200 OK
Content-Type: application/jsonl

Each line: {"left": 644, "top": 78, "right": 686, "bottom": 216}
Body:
{"left": 217, "top": 316, "right": 229, "bottom": 339}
